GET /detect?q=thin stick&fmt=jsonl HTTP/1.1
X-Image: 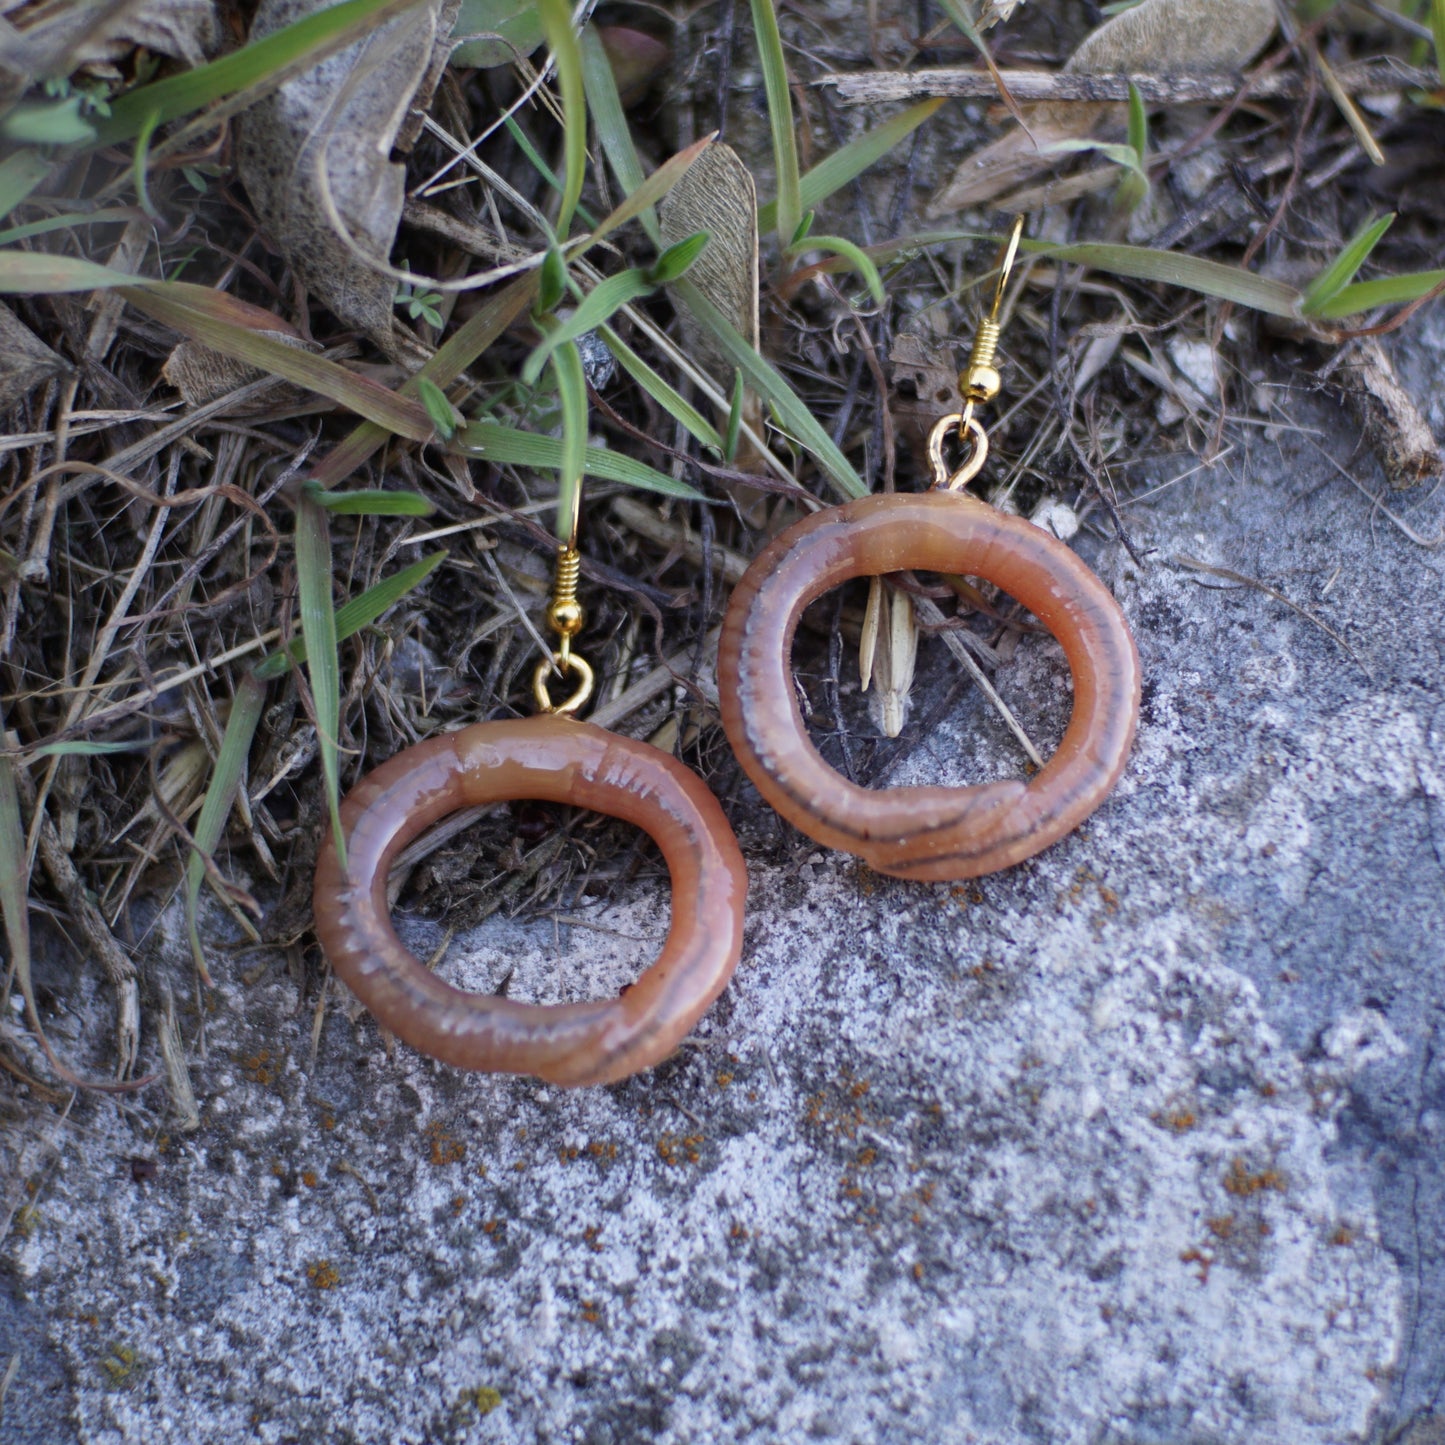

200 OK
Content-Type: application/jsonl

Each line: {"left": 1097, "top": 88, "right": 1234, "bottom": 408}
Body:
{"left": 913, "top": 596, "right": 1045, "bottom": 769}
{"left": 820, "top": 59, "right": 1432, "bottom": 106}
{"left": 590, "top": 626, "right": 723, "bottom": 730}
{"left": 1173, "top": 555, "right": 1371, "bottom": 676}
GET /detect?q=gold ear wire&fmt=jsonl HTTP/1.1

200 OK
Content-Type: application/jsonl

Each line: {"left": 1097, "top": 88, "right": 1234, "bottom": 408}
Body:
{"left": 533, "top": 480, "right": 595, "bottom": 716}
{"left": 930, "top": 215, "right": 1026, "bottom": 492}
{"left": 533, "top": 541, "right": 594, "bottom": 716}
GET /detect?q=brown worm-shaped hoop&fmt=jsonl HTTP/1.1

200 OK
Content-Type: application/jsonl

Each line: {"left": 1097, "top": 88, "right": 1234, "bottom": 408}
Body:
{"left": 718, "top": 490, "right": 1140, "bottom": 881}
{"left": 312, "top": 716, "right": 747, "bottom": 1086}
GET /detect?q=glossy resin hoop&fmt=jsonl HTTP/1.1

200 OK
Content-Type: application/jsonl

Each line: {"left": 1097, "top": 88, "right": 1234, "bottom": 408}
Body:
{"left": 313, "top": 715, "right": 747, "bottom": 1085}
{"left": 718, "top": 490, "right": 1140, "bottom": 882}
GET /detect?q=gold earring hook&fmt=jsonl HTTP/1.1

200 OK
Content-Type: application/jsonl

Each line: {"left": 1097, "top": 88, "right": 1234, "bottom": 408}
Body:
{"left": 930, "top": 215, "right": 1026, "bottom": 492}
{"left": 534, "top": 484, "right": 595, "bottom": 716}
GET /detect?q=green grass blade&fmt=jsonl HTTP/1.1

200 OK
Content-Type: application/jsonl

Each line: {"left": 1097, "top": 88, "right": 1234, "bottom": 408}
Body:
{"left": 97, "top": 0, "right": 428, "bottom": 144}
{"left": 0, "top": 207, "right": 139, "bottom": 248}
{"left": 0, "top": 150, "right": 52, "bottom": 225}
{"left": 523, "top": 268, "right": 655, "bottom": 384}
{"left": 119, "top": 284, "right": 435, "bottom": 439}
{"left": 501, "top": 114, "right": 600, "bottom": 229}
{"left": 1014, "top": 238, "right": 1304, "bottom": 317}
{"left": 599, "top": 324, "right": 723, "bottom": 453}
{"left": 132, "top": 110, "right": 162, "bottom": 219}
{"left": 1313, "top": 268, "right": 1445, "bottom": 318}
{"left": 1434, "top": 0, "right": 1445, "bottom": 83}
{"left": 30, "top": 741, "right": 151, "bottom": 757}
{"left": 757, "top": 99, "right": 943, "bottom": 233}
{"left": 724, "top": 369, "right": 745, "bottom": 464}
{"left": 295, "top": 498, "right": 345, "bottom": 865}
{"left": 1127, "top": 80, "right": 1148, "bottom": 159}
{"left": 577, "top": 134, "right": 716, "bottom": 252}
{"left": 778, "top": 229, "right": 1309, "bottom": 319}
{"left": 580, "top": 24, "right": 655, "bottom": 242}
{"left": 332, "top": 553, "right": 449, "bottom": 643}
{"left": 308, "top": 271, "right": 538, "bottom": 491}
{"left": 0, "top": 98, "right": 95, "bottom": 145}
{"left": 0, "top": 755, "right": 33, "bottom": 1028}
{"left": 1045, "top": 138, "right": 1147, "bottom": 173}
{"left": 414, "top": 376, "right": 458, "bottom": 439}
{"left": 255, "top": 551, "right": 449, "bottom": 679}
{"left": 300, "top": 482, "right": 435, "bottom": 516}
{"left": 183, "top": 669, "right": 266, "bottom": 983}
{"left": 789, "top": 234, "right": 884, "bottom": 305}
{"left": 537, "top": 0, "right": 586, "bottom": 237}
{"left": 0, "top": 251, "right": 136, "bottom": 292}
{"left": 649, "top": 231, "right": 710, "bottom": 285}
{"left": 186, "top": 549, "right": 447, "bottom": 964}
{"left": 673, "top": 277, "right": 867, "bottom": 499}
{"left": 750, "top": 0, "right": 802, "bottom": 245}
{"left": 552, "top": 339, "right": 590, "bottom": 542}
{"left": 459, "top": 422, "right": 706, "bottom": 499}
{"left": 1301, "top": 213, "right": 1396, "bottom": 315}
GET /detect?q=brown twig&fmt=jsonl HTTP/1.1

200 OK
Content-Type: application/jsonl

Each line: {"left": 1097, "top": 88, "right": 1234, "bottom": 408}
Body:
{"left": 818, "top": 58, "right": 1432, "bottom": 105}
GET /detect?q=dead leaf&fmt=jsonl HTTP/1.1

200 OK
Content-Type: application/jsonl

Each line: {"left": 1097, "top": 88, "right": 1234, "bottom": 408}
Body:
{"left": 661, "top": 141, "right": 758, "bottom": 357}
{"left": 889, "top": 330, "right": 962, "bottom": 475}
{"left": 0, "top": 0, "right": 216, "bottom": 80}
{"left": 0, "top": 302, "right": 68, "bottom": 414}
{"left": 928, "top": 0, "right": 1277, "bottom": 214}
{"left": 161, "top": 335, "right": 313, "bottom": 407}
{"left": 659, "top": 141, "right": 767, "bottom": 472}
{"left": 235, "top": 0, "right": 456, "bottom": 352}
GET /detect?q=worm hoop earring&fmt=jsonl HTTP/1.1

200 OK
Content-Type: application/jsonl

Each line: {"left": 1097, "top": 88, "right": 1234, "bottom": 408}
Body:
{"left": 314, "top": 485, "right": 747, "bottom": 1086}
{"left": 718, "top": 218, "right": 1140, "bottom": 882}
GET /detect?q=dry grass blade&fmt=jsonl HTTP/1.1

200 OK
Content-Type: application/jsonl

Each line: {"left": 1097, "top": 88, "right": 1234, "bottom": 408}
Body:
{"left": 934, "top": 0, "right": 1028, "bottom": 129}
{"left": 580, "top": 134, "right": 718, "bottom": 252}
{"left": 119, "top": 285, "right": 435, "bottom": 439}
{"left": 158, "top": 982, "right": 201, "bottom": 1131}
{"left": 0, "top": 1352, "right": 19, "bottom": 1425}
{"left": 912, "top": 598, "right": 1046, "bottom": 770}
{"left": 0, "top": 748, "right": 147, "bottom": 1093}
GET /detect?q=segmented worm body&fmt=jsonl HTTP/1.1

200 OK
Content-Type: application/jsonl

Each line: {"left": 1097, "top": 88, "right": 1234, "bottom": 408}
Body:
{"left": 312, "top": 716, "right": 747, "bottom": 1085}
{"left": 718, "top": 490, "right": 1140, "bottom": 881}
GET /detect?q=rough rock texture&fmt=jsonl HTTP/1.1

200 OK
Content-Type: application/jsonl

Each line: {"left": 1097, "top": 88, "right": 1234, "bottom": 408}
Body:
{"left": 3, "top": 321, "right": 1444, "bottom": 1443}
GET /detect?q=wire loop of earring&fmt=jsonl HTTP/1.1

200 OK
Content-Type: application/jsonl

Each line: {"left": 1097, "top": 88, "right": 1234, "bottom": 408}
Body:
{"left": 718, "top": 217, "right": 1140, "bottom": 880}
